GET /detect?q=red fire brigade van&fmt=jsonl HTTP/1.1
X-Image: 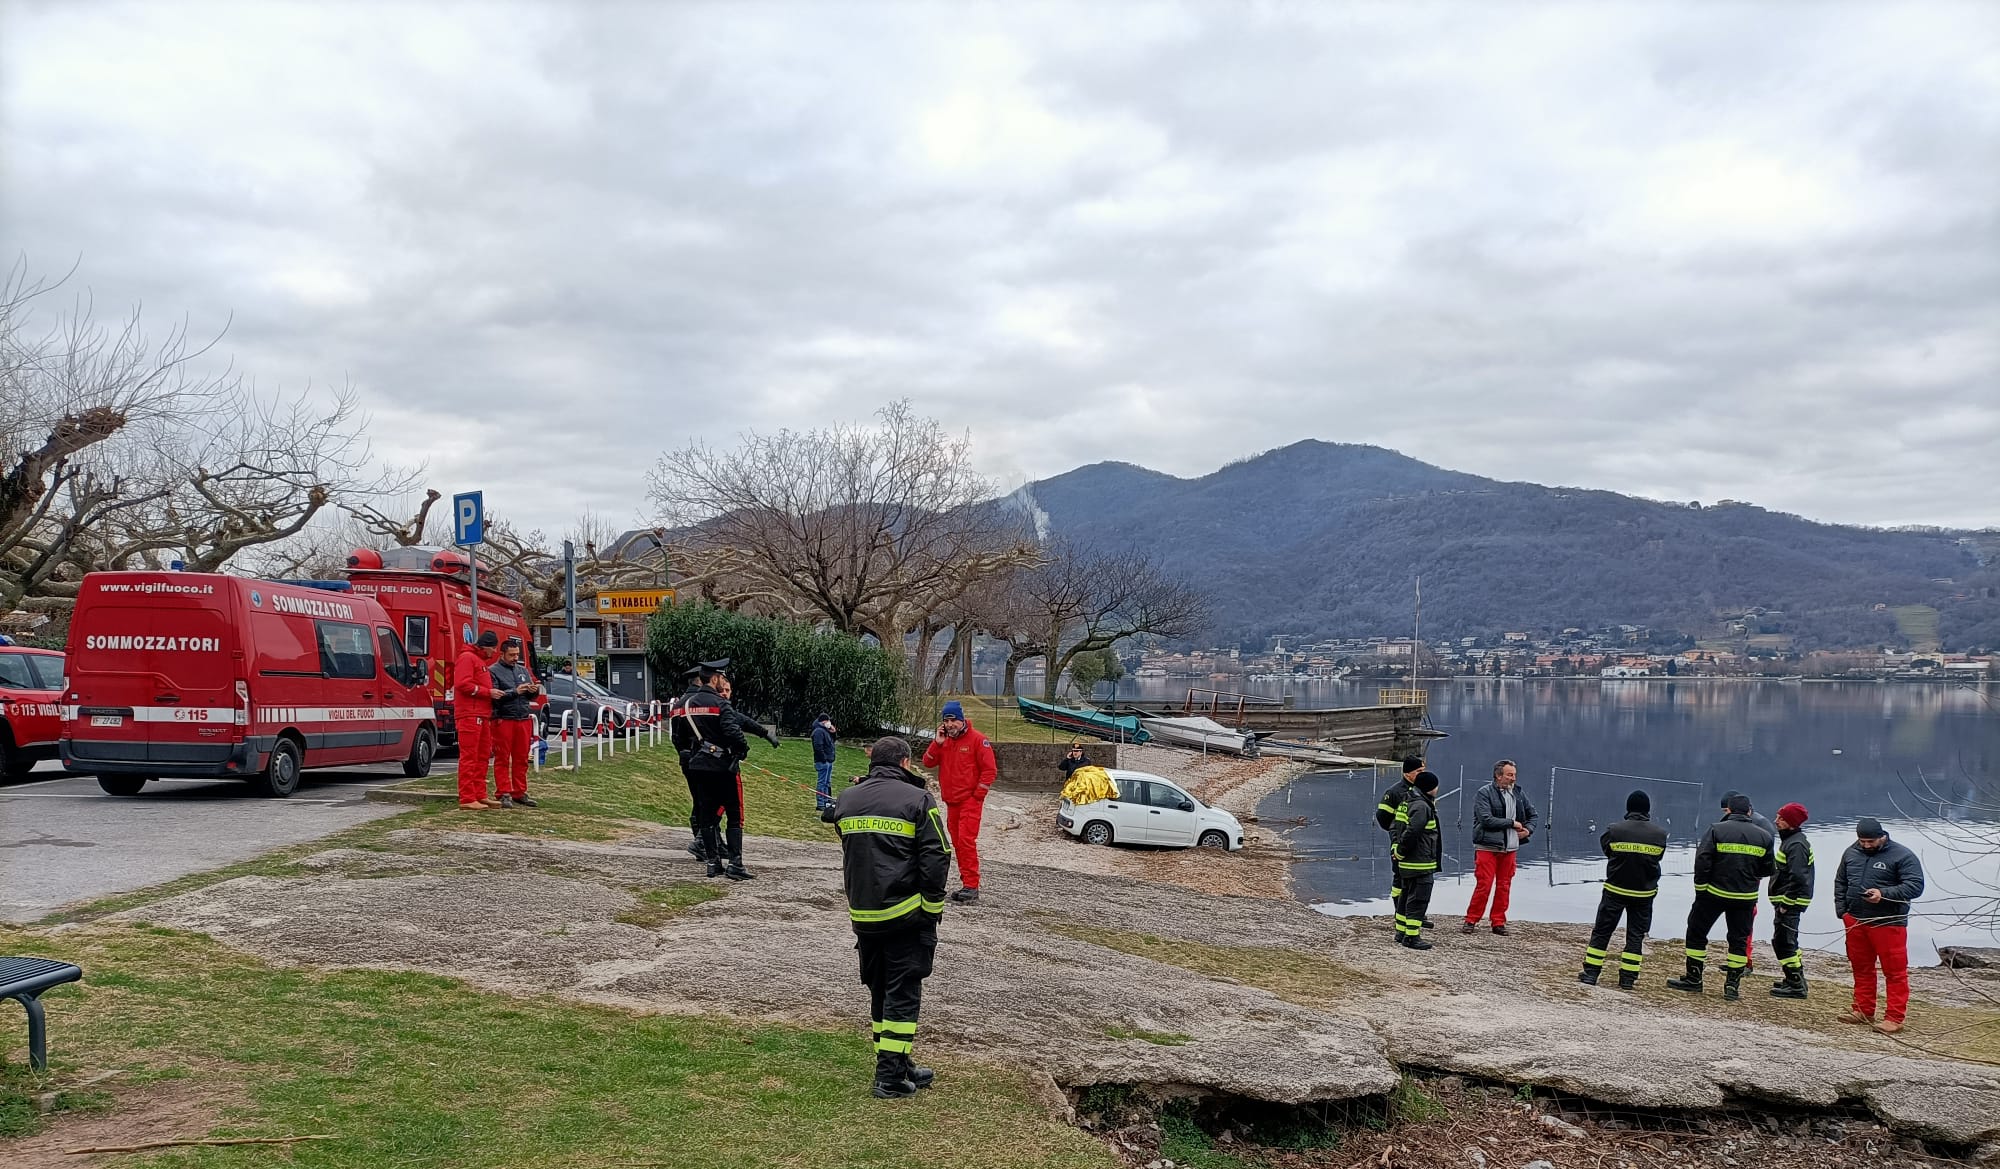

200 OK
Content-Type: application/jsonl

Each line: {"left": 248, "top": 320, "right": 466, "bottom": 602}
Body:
{"left": 342, "top": 548, "right": 538, "bottom": 751}
{"left": 1, "top": 642, "right": 65, "bottom": 781}
{"left": 61, "top": 572, "right": 437, "bottom": 797}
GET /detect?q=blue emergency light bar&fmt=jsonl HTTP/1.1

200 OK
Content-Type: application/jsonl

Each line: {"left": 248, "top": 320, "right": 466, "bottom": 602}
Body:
{"left": 270, "top": 580, "right": 355, "bottom": 592}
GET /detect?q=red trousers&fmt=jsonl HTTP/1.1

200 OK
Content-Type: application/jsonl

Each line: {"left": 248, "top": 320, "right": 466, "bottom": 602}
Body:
{"left": 454, "top": 714, "right": 491, "bottom": 804}
{"left": 491, "top": 718, "right": 533, "bottom": 797}
{"left": 1845, "top": 915, "right": 1911, "bottom": 1023}
{"left": 945, "top": 794, "right": 987, "bottom": 889}
{"left": 1466, "top": 849, "right": 1518, "bottom": 927}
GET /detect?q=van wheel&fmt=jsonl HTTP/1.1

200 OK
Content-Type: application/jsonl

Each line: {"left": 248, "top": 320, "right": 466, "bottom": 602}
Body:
{"left": 260, "top": 739, "right": 303, "bottom": 798}
{"left": 2, "top": 734, "right": 31, "bottom": 782}
{"left": 97, "top": 775, "right": 149, "bottom": 797}
{"left": 1198, "top": 830, "right": 1230, "bottom": 850}
{"left": 402, "top": 727, "right": 436, "bottom": 778}
{"left": 1083, "top": 821, "right": 1114, "bottom": 846}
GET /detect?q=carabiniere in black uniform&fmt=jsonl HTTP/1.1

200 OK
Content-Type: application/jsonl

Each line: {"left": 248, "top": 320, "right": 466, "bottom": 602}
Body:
{"left": 1578, "top": 791, "right": 1668, "bottom": 989}
{"left": 670, "top": 660, "right": 758, "bottom": 880}
{"left": 822, "top": 744, "right": 951, "bottom": 1098}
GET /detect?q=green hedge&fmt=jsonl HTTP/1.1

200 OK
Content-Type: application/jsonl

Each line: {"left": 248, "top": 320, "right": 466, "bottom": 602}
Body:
{"left": 646, "top": 603, "right": 903, "bottom": 734}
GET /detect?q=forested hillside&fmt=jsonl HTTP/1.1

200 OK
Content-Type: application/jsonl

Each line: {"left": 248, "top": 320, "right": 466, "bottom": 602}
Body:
{"left": 1023, "top": 442, "right": 1999, "bottom": 651}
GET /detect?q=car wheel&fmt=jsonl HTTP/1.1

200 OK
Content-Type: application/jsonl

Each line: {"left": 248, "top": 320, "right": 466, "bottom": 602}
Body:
{"left": 1198, "top": 830, "right": 1230, "bottom": 850}
{"left": 259, "top": 739, "right": 303, "bottom": 798}
{"left": 402, "top": 727, "right": 436, "bottom": 778}
{"left": 96, "top": 774, "right": 149, "bottom": 797}
{"left": 1083, "top": 820, "right": 1114, "bottom": 846}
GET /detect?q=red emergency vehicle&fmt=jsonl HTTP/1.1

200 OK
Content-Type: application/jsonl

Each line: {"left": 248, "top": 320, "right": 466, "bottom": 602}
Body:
{"left": 61, "top": 572, "right": 437, "bottom": 797}
{"left": 342, "top": 549, "right": 538, "bottom": 751}
{"left": 1, "top": 641, "right": 65, "bottom": 781}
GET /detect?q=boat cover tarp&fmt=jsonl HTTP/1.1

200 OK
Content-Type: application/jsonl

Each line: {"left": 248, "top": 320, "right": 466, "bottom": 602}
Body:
{"left": 1059, "top": 765, "right": 1119, "bottom": 806}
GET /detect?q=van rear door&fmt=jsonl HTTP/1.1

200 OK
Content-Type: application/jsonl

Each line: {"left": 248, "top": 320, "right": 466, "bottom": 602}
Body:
{"left": 68, "top": 592, "right": 239, "bottom": 767}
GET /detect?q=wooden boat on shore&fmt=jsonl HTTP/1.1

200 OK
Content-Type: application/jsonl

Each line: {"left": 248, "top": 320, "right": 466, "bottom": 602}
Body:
{"left": 1016, "top": 696, "right": 1151, "bottom": 743}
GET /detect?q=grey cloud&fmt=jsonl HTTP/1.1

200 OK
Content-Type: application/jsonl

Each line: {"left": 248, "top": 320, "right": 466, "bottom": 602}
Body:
{"left": 2, "top": 0, "right": 1994, "bottom": 536}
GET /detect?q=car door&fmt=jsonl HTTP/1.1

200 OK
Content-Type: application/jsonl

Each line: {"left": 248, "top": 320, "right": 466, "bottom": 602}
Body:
{"left": 543, "top": 676, "right": 576, "bottom": 733}
{"left": 1104, "top": 777, "right": 1151, "bottom": 842}
{"left": 1145, "top": 778, "right": 1200, "bottom": 846}
{"left": 374, "top": 625, "right": 419, "bottom": 758}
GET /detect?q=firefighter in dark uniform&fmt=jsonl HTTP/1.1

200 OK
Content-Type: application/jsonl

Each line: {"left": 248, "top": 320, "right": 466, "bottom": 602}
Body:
{"left": 670, "top": 659, "right": 774, "bottom": 881}
{"left": 1391, "top": 770, "right": 1442, "bottom": 950}
{"left": 1668, "top": 793, "right": 1774, "bottom": 1000}
{"left": 1767, "top": 801, "right": 1816, "bottom": 999}
{"left": 822, "top": 736, "right": 952, "bottom": 1098}
{"left": 1579, "top": 790, "right": 1669, "bottom": 989}
{"left": 1375, "top": 756, "right": 1424, "bottom": 928}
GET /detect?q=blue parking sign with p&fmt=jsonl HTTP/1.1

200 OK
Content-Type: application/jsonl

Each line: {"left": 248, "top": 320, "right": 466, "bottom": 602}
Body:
{"left": 453, "top": 491, "right": 484, "bottom": 547}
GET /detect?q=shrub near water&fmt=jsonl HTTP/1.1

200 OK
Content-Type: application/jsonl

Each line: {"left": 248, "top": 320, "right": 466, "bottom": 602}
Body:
{"left": 646, "top": 602, "right": 902, "bottom": 733}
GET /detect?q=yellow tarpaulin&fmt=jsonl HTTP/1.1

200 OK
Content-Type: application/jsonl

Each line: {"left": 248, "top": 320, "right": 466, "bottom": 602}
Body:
{"left": 1060, "top": 765, "right": 1119, "bottom": 806}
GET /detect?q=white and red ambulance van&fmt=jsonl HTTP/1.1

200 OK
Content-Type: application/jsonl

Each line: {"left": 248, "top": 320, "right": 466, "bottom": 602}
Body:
{"left": 1, "top": 641, "right": 65, "bottom": 781}
{"left": 341, "top": 548, "right": 538, "bottom": 752}
{"left": 61, "top": 572, "right": 437, "bottom": 797}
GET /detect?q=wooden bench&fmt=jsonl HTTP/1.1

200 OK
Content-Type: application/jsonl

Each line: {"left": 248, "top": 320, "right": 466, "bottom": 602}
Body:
{"left": 1, "top": 956, "right": 83, "bottom": 1071}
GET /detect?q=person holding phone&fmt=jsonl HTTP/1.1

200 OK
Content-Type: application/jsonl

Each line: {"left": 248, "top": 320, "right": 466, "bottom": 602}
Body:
{"left": 487, "top": 638, "right": 543, "bottom": 808}
{"left": 921, "top": 701, "right": 997, "bottom": 904}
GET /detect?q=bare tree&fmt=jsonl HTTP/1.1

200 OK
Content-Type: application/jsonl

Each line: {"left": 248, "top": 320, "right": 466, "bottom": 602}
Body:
{"left": 646, "top": 400, "right": 1036, "bottom": 649}
{"left": 1, "top": 263, "right": 416, "bottom": 611}
{"left": 971, "top": 540, "right": 1207, "bottom": 701}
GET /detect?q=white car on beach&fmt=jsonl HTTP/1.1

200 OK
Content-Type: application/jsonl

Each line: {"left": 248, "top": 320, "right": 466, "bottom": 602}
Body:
{"left": 1057, "top": 769, "right": 1245, "bottom": 851}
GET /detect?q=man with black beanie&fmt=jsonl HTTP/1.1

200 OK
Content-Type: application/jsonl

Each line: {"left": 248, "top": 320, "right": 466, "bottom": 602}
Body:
{"left": 1835, "top": 816, "right": 1926, "bottom": 1034}
{"left": 1580, "top": 790, "right": 1669, "bottom": 989}
{"left": 1391, "top": 770, "right": 1443, "bottom": 950}
{"left": 1668, "top": 793, "right": 1774, "bottom": 1000}
{"left": 823, "top": 736, "right": 952, "bottom": 1098}
{"left": 1376, "top": 756, "right": 1427, "bottom": 927}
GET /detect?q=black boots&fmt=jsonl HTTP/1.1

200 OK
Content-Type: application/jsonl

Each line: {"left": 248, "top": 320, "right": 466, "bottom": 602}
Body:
{"left": 1770, "top": 968, "right": 1808, "bottom": 999}
{"left": 1723, "top": 968, "right": 1743, "bottom": 1001}
{"left": 706, "top": 858, "right": 725, "bottom": 879}
{"left": 1666, "top": 958, "right": 1704, "bottom": 993}
{"left": 1616, "top": 970, "right": 1639, "bottom": 991}
{"left": 871, "top": 1052, "right": 934, "bottom": 1098}
{"left": 1400, "top": 934, "right": 1433, "bottom": 951}
{"left": 1577, "top": 966, "right": 1600, "bottom": 986}
{"left": 723, "top": 856, "right": 754, "bottom": 881}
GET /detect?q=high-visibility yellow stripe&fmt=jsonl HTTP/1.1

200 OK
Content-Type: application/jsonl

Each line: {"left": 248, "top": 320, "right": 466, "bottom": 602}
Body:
{"left": 1603, "top": 882, "right": 1658, "bottom": 899}
{"left": 876, "top": 1038, "right": 913, "bottom": 1053}
{"left": 878, "top": 1020, "right": 917, "bottom": 1035}
{"left": 1715, "top": 842, "right": 1767, "bottom": 857}
{"left": 1608, "top": 842, "right": 1666, "bottom": 856}
{"left": 1771, "top": 895, "right": 1812, "bottom": 908}
{"left": 850, "top": 894, "right": 922, "bottom": 923}
{"left": 1377, "top": 802, "right": 1397, "bottom": 815}
{"left": 1697, "top": 883, "right": 1760, "bottom": 901}
{"left": 1726, "top": 953, "right": 1748, "bottom": 969}
{"left": 928, "top": 806, "right": 952, "bottom": 854}
{"left": 839, "top": 816, "right": 916, "bottom": 837}
{"left": 1398, "top": 861, "right": 1439, "bottom": 872}
{"left": 920, "top": 897, "right": 945, "bottom": 914}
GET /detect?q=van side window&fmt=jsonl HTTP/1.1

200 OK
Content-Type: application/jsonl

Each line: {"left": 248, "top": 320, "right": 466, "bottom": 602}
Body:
{"left": 315, "top": 621, "right": 378, "bottom": 680}
{"left": 376, "top": 627, "right": 413, "bottom": 685}
{"left": 403, "top": 616, "right": 430, "bottom": 657}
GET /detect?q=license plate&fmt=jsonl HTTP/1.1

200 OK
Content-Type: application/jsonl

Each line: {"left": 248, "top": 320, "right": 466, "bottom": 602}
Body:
{"left": 91, "top": 715, "right": 122, "bottom": 727}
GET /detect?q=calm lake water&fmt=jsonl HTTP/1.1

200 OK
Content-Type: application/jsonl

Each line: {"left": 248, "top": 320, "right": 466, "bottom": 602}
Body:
{"left": 1232, "top": 678, "right": 1999, "bottom": 961}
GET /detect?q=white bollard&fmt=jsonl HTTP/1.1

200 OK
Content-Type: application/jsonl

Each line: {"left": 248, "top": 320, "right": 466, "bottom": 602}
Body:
{"left": 594, "top": 707, "right": 612, "bottom": 762}
{"left": 625, "top": 704, "right": 639, "bottom": 752}
{"left": 649, "top": 700, "right": 663, "bottom": 747}
{"left": 557, "top": 709, "right": 575, "bottom": 769}
{"left": 532, "top": 714, "right": 543, "bottom": 772}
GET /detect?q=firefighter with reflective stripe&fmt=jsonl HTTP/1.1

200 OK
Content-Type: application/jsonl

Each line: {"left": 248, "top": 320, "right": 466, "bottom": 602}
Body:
{"left": 1667, "top": 793, "right": 1774, "bottom": 1000}
{"left": 669, "top": 659, "right": 754, "bottom": 880}
{"left": 1375, "top": 756, "right": 1424, "bottom": 923}
{"left": 1390, "top": 770, "right": 1442, "bottom": 950}
{"left": 1767, "top": 802, "right": 1816, "bottom": 999}
{"left": 1579, "top": 790, "right": 1668, "bottom": 989}
{"left": 822, "top": 736, "right": 951, "bottom": 1099}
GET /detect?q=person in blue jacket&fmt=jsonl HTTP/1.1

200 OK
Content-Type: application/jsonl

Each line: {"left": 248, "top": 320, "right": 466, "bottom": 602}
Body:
{"left": 812, "top": 713, "right": 839, "bottom": 812}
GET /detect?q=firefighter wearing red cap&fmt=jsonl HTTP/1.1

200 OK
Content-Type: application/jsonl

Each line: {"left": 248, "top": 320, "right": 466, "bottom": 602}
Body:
{"left": 921, "top": 700, "right": 997, "bottom": 904}
{"left": 453, "top": 630, "right": 506, "bottom": 809}
{"left": 1767, "top": 802, "right": 1816, "bottom": 999}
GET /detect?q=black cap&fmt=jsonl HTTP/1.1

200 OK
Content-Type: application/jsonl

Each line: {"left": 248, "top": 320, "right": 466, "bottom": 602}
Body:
{"left": 476, "top": 630, "right": 499, "bottom": 648}
{"left": 1414, "top": 770, "right": 1440, "bottom": 792}
{"left": 1627, "top": 790, "right": 1650, "bottom": 815}
{"left": 1402, "top": 755, "right": 1423, "bottom": 774}
{"left": 815, "top": 712, "right": 832, "bottom": 724}
{"left": 1720, "top": 789, "right": 1741, "bottom": 808}
{"left": 685, "top": 657, "right": 731, "bottom": 680}
{"left": 1856, "top": 816, "right": 1885, "bottom": 838}
{"left": 1725, "top": 794, "right": 1751, "bottom": 815}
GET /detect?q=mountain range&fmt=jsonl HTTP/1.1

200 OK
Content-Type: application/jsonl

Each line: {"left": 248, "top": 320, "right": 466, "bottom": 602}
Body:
{"left": 1021, "top": 441, "right": 2000, "bottom": 653}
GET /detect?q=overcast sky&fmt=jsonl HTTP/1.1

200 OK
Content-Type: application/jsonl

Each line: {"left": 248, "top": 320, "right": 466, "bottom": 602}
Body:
{"left": 5, "top": 1, "right": 1996, "bottom": 537}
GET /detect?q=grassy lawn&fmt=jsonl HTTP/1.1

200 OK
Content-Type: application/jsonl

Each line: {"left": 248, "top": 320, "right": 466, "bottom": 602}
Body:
{"left": 1892, "top": 604, "right": 1942, "bottom": 653}
{"left": 0, "top": 925, "right": 1110, "bottom": 1168}
{"left": 935, "top": 693, "right": 1085, "bottom": 745}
